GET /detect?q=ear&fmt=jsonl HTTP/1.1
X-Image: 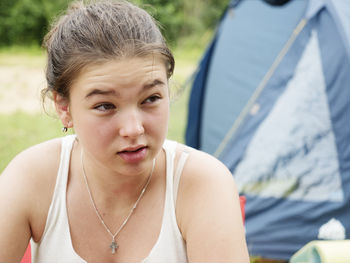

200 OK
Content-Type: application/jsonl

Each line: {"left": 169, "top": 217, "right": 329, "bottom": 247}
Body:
{"left": 54, "top": 92, "right": 73, "bottom": 128}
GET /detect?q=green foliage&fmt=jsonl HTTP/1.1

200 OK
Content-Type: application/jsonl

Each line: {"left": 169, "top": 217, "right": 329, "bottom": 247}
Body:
{"left": 133, "top": 0, "right": 229, "bottom": 46}
{"left": 0, "top": 0, "right": 229, "bottom": 47}
{"left": 0, "top": 0, "right": 15, "bottom": 45}
{"left": 132, "top": 0, "right": 184, "bottom": 46}
{"left": 8, "top": 0, "right": 46, "bottom": 45}
{"left": 0, "top": 0, "right": 68, "bottom": 46}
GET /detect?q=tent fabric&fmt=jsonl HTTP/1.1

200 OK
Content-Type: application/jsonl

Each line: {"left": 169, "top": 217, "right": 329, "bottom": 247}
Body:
{"left": 185, "top": 0, "right": 350, "bottom": 260}
{"left": 186, "top": 38, "right": 217, "bottom": 149}
{"left": 202, "top": 0, "right": 308, "bottom": 155}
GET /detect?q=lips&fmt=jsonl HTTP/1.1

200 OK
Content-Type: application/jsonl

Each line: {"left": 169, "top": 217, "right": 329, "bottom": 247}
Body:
{"left": 118, "top": 145, "right": 147, "bottom": 163}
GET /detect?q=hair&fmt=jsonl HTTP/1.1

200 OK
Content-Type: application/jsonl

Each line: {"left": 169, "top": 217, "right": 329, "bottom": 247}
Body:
{"left": 42, "top": 0, "right": 175, "bottom": 102}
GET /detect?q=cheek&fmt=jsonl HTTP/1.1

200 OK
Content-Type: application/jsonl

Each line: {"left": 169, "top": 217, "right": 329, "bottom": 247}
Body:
{"left": 95, "top": 120, "right": 118, "bottom": 139}
{"left": 145, "top": 104, "right": 169, "bottom": 135}
{"left": 75, "top": 116, "right": 116, "bottom": 147}
{"left": 158, "top": 100, "right": 170, "bottom": 124}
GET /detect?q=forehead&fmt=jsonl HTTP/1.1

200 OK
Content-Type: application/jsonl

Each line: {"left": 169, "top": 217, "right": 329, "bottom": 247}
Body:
{"left": 71, "top": 56, "right": 168, "bottom": 91}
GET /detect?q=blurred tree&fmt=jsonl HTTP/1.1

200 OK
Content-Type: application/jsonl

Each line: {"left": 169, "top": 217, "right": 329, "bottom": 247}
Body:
{"left": 0, "top": 0, "right": 17, "bottom": 45}
{"left": 0, "top": 0, "right": 68, "bottom": 46}
{"left": 134, "top": 0, "right": 229, "bottom": 45}
{"left": 201, "top": 0, "right": 229, "bottom": 28}
{"left": 41, "top": 0, "right": 69, "bottom": 27}
{"left": 0, "top": 0, "right": 228, "bottom": 47}
{"left": 7, "top": 0, "right": 46, "bottom": 45}
{"left": 132, "top": 0, "right": 184, "bottom": 46}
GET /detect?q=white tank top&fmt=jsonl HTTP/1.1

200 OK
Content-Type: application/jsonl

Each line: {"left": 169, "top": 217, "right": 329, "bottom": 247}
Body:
{"left": 31, "top": 135, "right": 188, "bottom": 263}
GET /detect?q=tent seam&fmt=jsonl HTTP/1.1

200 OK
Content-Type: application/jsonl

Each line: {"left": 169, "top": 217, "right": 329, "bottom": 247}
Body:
{"left": 214, "top": 18, "right": 308, "bottom": 158}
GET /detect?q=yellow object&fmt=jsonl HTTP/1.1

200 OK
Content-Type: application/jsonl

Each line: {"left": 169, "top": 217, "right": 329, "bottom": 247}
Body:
{"left": 290, "top": 240, "right": 350, "bottom": 263}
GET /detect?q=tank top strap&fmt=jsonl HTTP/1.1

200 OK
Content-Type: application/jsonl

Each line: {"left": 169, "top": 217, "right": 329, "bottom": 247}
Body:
{"left": 53, "top": 135, "right": 76, "bottom": 200}
{"left": 34, "top": 135, "right": 76, "bottom": 244}
{"left": 162, "top": 140, "right": 177, "bottom": 206}
{"left": 140, "top": 139, "right": 187, "bottom": 263}
{"left": 162, "top": 140, "right": 190, "bottom": 205}
{"left": 173, "top": 151, "right": 189, "bottom": 205}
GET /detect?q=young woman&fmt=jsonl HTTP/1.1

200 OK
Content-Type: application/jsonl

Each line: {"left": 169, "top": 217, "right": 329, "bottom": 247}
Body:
{"left": 0, "top": 1, "right": 249, "bottom": 262}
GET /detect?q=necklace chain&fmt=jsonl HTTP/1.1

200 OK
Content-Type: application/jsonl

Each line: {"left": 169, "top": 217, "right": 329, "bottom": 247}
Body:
{"left": 81, "top": 152, "right": 155, "bottom": 254}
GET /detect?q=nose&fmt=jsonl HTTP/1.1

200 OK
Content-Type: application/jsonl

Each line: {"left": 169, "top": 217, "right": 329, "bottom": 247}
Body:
{"left": 119, "top": 110, "right": 144, "bottom": 138}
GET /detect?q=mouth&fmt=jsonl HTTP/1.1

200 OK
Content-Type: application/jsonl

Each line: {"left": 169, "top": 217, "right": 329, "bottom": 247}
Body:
{"left": 119, "top": 145, "right": 147, "bottom": 153}
{"left": 117, "top": 145, "right": 148, "bottom": 163}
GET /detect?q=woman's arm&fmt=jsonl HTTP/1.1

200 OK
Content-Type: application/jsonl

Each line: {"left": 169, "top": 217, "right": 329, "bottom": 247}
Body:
{"left": 176, "top": 149, "right": 250, "bottom": 263}
{"left": 0, "top": 152, "right": 35, "bottom": 262}
{"left": 0, "top": 139, "right": 60, "bottom": 262}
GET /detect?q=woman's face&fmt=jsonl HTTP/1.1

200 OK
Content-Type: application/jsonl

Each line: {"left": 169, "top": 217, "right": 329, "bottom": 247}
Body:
{"left": 61, "top": 56, "right": 169, "bottom": 175}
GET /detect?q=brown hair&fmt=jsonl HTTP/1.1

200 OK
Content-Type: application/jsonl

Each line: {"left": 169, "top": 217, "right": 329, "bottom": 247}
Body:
{"left": 42, "top": 0, "right": 175, "bottom": 101}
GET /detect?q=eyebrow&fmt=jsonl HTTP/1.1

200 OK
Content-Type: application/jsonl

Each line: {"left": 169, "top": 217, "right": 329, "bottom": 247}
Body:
{"left": 142, "top": 79, "right": 166, "bottom": 92}
{"left": 85, "top": 89, "right": 118, "bottom": 99}
{"left": 84, "top": 79, "right": 166, "bottom": 99}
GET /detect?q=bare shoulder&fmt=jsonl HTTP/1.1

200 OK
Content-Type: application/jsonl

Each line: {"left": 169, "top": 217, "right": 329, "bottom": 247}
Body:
{"left": 175, "top": 143, "right": 249, "bottom": 262}
{"left": 1, "top": 137, "right": 62, "bottom": 184}
{"left": 175, "top": 142, "right": 239, "bottom": 223}
{"left": 176, "top": 143, "right": 234, "bottom": 185}
{"left": 0, "top": 137, "right": 62, "bottom": 210}
{"left": 0, "top": 137, "right": 63, "bottom": 260}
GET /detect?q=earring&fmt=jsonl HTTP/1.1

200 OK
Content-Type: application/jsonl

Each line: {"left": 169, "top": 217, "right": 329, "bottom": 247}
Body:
{"left": 62, "top": 127, "right": 68, "bottom": 133}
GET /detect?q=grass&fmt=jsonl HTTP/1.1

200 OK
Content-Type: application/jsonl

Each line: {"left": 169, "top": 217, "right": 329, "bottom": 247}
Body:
{"left": 0, "top": 112, "right": 67, "bottom": 171}
{"left": 0, "top": 44, "right": 202, "bottom": 173}
{"left": 0, "top": 45, "right": 45, "bottom": 67}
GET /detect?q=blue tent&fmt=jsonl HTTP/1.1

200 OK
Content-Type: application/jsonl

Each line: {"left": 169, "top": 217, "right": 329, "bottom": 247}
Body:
{"left": 186, "top": 0, "right": 350, "bottom": 260}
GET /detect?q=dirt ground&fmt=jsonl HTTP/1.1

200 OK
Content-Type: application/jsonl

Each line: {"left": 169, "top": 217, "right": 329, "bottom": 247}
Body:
{"left": 0, "top": 65, "right": 45, "bottom": 114}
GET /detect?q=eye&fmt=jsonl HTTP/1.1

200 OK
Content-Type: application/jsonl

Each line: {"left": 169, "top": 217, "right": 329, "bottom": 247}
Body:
{"left": 143, "top": 95, "right": 161, "bottom": 104}
{"left": 94, "top": 103, "right": 116, "bottom": 112}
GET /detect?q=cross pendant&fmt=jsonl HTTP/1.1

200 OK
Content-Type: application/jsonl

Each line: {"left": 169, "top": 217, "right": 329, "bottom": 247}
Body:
{"left": 110, "top": 240, "right": 118, "bottom": 254}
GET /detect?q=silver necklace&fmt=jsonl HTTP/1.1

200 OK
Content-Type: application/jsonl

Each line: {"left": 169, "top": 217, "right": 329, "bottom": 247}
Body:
{"left": 81, "top": 152, "right": 155, "bottom": 254}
